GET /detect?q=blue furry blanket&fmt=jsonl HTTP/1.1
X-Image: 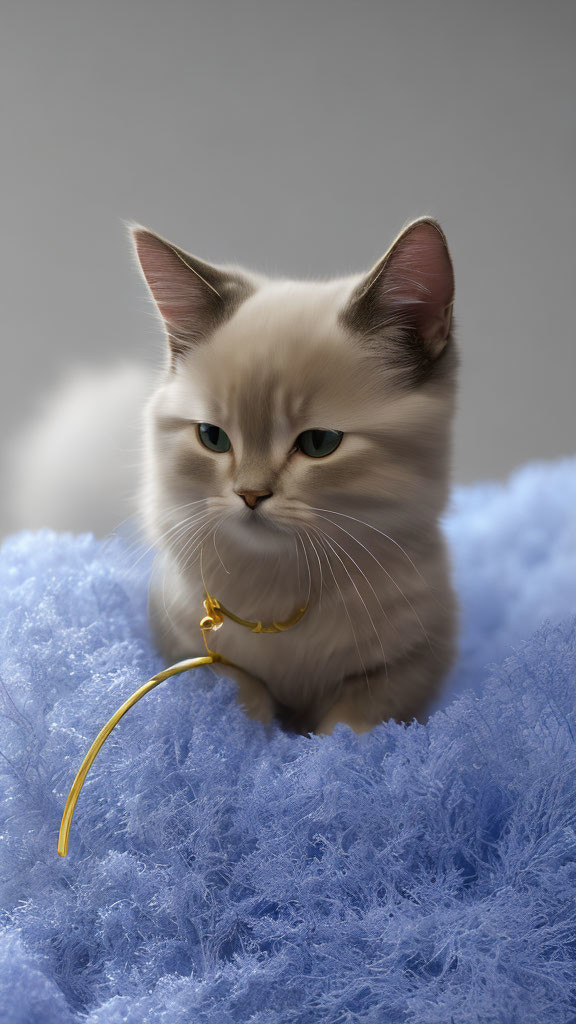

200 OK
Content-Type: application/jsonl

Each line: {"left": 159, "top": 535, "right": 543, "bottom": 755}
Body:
{"left": 1, "top": 458, "right": 575, "bottom": 1023}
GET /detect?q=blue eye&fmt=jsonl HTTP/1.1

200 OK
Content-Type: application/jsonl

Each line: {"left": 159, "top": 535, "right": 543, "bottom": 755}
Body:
{"left": 295, "top": 428, "right": 343, "bottom": 458}
{"left": 197, "top": 423, "right": 231, "bottom": 453}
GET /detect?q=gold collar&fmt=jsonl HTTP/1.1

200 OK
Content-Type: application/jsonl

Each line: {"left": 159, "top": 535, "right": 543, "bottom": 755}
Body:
{"left": 58, "top": 592, "right": 307, "bottom": 857}
{"left": 199, "top": 591, "right": 307, "bottom": 652}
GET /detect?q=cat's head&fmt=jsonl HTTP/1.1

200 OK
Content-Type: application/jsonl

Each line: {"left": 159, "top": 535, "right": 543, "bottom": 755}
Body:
{"left": 132, "top": 219, "right": 457, "bottom": 567}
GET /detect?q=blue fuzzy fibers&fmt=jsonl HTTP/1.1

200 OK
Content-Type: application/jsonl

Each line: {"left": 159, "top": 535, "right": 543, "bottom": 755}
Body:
{"left": 1, "top": 457, "right": 575, "bottom": 1022}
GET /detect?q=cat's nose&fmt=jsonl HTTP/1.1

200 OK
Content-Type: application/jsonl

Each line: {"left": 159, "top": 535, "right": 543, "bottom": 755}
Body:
{"left": 236, "top": 489, "right": 273, "bottom": 510}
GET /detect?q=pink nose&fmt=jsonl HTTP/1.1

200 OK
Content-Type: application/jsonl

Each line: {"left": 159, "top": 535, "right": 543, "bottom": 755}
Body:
{"left": 236, "top": 490, "right": 273, "bottom": 510}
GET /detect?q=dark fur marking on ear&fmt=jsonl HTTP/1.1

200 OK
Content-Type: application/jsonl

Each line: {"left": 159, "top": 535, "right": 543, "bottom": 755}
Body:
{"left": 342, "top": 316, "right": 456, "bottom": 391}
{"left": 132, "top": 227, "right": 256, "bottom": 368}
{"left": 166, "top": 270, "right": 255, "bottom": 368}
{"left": 383, "top": 327, "right": 457, "bottom": 390}
{"left": 340, "top": 218, "right": 455, "bottom": 389}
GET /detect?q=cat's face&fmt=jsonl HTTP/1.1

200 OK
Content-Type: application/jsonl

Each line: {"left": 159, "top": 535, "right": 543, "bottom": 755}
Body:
{"left": 134, "top": 220, "right": 457, "bottom": 565}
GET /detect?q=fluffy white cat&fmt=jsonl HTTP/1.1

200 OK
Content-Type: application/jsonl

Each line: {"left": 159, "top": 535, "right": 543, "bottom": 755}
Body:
{"left": 133, "top": 218, "right": 458, "bottom": 733}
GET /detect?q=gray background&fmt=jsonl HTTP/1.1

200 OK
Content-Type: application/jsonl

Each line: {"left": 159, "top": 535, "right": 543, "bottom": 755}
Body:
{"left": 2, "top": 0, "right": 575, "bottom": 493}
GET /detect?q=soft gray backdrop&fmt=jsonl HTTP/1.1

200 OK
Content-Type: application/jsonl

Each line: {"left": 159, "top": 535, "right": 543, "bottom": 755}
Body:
{"left": 2, "top": 0, "right": 575, "bottom": 497}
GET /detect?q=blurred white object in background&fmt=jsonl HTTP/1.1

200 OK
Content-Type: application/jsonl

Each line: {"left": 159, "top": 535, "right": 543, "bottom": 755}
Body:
{"left": 5, "top": 364, "right": 152, "bottom": 537}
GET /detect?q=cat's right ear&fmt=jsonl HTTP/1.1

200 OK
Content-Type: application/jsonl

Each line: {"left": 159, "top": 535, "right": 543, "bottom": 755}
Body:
{"left": 130, "top": 226, "right": 255, "bottom": 362}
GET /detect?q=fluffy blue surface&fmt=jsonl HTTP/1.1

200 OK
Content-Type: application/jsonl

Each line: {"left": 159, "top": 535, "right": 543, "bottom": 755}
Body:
{"left": 1, "top": 458, "right": 576, "bottom": 1023}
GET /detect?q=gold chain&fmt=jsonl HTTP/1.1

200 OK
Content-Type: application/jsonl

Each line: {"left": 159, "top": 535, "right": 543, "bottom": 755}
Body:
{"left": 58, "top": 591, "right": 307, "bottom": 857}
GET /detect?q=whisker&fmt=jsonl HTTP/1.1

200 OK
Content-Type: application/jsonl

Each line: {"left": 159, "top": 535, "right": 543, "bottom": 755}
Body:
{"left": 212, "top": 511, "right": 234, "bottom": 575}
{"left": 294, "top": 534, "right": 302, "bottom": 594}
{"left": 311, "top": 525, "right": 387, "bottom": 691}
{"left": 314, "top": 532, "right": 370, "bottom": 691}
{"left": 196, "top": 514, "right": 238, "bottom": 604}
{"left": 197, "top": 511, "right": 233, "bottom": 571}
{"left": 122, "top": 497, "right": 210, "bottom": 550}
{"left": 156, "top": 523, "right": 216, "bottom": 633}
{"left": 200, "top": 533, "right": 209, "bottom": 596}
{"left": 308, "top": 506, "right": 426, "bottom": 582}
{"left": 179, "top": 518, "right": 218, "bottom": 576}
{"left": 160, "top": 558, "right": 182, "bottom": 638}
{"left": 310, "top": 511, "right": 431, "bottom": 651}
{"left": 108, "top": 509, "right": 143, "bottom": 538}
{"left": 296, "top": 530, "right": 313, "bottom": 607}
{"left": 164, "top": 508, "right": 215, "bottom": 543}
{"left": 302, "top": 528, "right": 325, "bottom": 612}
{"left": 153, "top": 509, "right": 231, "bottom": 632}
{"left": 147, "top": 511, "right": 216, "bottom": 578}
{"left": 118, "top": 502, "right": 213, "bottom": 573}
{"left": 157, "top": 496, "right": 213, "bottom": 518}
{"left": 311, "top": 522, "right": 396, "bottom": 647}
{"left": 169, "top": 515, "right": 215, "bottom": 576}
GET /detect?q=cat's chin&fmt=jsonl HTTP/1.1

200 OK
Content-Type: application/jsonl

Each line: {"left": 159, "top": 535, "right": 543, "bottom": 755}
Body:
{"left": 223, "top": 511, "right": 294, "bottom": 554}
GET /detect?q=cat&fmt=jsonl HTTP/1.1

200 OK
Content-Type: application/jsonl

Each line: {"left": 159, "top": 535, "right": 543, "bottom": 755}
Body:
{"left": 132, "top": 217, "right": 458, "bottom": 734}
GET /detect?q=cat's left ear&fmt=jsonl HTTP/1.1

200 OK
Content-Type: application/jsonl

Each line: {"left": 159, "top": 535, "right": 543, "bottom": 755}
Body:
{"left": 342, "top": 217, "right": 454, "bottom": 359}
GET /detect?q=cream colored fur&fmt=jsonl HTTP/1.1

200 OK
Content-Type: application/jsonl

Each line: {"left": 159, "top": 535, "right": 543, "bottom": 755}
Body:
{"left": 136, "top": 220, "right": 459, "bottom": 734}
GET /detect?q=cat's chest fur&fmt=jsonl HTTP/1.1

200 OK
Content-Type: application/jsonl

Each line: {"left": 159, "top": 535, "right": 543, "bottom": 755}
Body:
{"left": 150, "top": 529, "right": 454, "bottom": 713}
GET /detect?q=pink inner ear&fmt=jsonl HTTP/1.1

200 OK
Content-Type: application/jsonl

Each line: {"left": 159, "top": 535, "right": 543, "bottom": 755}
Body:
{"left": 380, "top": 221, "right": 454, "bottom": 353}
{"left": 133, "top": 229, "right": 212, "bottom": 333}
